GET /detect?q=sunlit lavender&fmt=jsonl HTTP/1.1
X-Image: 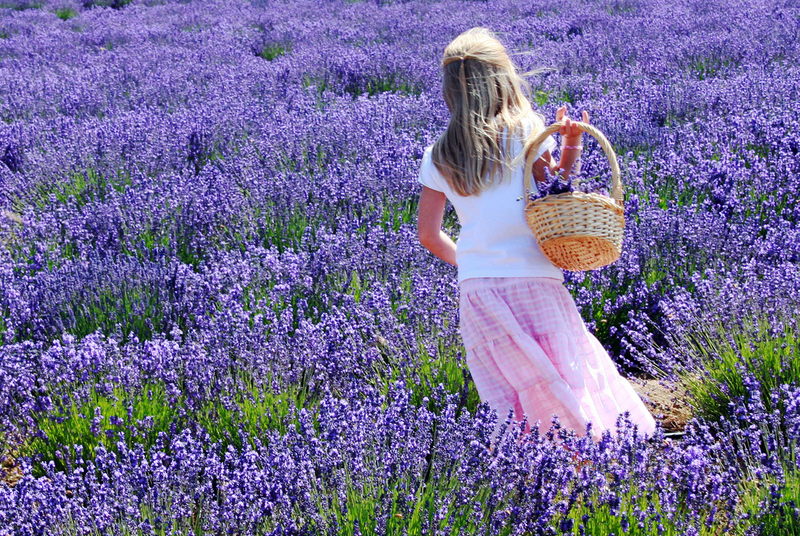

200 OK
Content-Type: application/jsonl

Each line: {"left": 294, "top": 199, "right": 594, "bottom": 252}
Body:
{"left": 1, "top": 0, "right": 799, "bottom": 534}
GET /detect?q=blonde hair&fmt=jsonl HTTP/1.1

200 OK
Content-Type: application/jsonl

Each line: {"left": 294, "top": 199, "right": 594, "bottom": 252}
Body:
{"left": 432, "top": 27, "right": 546, "bottom": 197}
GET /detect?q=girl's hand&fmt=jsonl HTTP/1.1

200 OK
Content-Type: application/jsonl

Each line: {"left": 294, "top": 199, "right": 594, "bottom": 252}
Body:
{"left": 556, "top": 106, "right": 590, "bottom": 143}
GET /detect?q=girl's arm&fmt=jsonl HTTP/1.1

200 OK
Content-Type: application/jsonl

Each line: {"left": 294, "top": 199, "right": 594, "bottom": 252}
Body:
{"left": 531, "top": 108, "right": 590, "bottom": 184}
{"left": 531, "top": 147, "right": 581, "bottom": 184}
{"left": 417, "top": 186, "right": 457, "bottom": 266}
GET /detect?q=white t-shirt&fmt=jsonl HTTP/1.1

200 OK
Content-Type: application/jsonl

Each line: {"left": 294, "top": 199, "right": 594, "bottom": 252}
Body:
{"left": 418, "top": 121, "right": 563, "bottom": 283}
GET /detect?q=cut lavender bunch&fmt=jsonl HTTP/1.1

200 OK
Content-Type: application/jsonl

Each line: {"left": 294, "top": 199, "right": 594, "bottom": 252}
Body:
{"left": 526, "top": 164, "right": 610, "bottom": 203}
{"left": 531, "top": 167, "right": 575, "bottom": 200}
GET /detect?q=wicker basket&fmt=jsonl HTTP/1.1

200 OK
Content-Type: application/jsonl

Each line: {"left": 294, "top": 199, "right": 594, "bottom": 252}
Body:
{"left": 523, "top": 121, "right": 624, "bottom": 272}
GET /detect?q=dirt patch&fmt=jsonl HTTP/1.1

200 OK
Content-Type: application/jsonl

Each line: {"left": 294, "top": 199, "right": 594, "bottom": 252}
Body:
{"left": 1, "top": 435, "right": 27, "bottom": 488}
{"left": 1, "top": 453, "right": 23, "bottom": 488}
{"left": 627, "top": 374, "right": 693, "bottom": 434}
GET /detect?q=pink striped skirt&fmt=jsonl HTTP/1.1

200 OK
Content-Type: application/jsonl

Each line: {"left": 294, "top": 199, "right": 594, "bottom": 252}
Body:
{"left": 459, "top": 277, "right": 657, "bottom": 445}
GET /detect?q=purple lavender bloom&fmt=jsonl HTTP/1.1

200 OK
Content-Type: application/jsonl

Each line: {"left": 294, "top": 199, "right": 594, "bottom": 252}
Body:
{"left": 0, "top": 0, "right": 798, "bottom": 532}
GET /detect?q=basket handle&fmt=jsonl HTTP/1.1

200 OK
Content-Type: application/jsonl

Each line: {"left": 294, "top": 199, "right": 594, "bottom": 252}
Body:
{"left": 523, "top": 121, "right": 623, "bottom": 205}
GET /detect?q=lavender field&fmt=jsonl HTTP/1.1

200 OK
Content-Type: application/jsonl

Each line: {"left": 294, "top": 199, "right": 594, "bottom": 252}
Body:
{"left": 1, "top": 0, "right": 799, "bottom": 534}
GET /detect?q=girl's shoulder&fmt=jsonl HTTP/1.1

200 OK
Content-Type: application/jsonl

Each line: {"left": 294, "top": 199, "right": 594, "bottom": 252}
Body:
{"left": 418, "top": 145, "right": 446, "bottom": 193}
{"left": 420, "top": 144, "right": 436, "bottom": 174}
{"left": 519, "top": 112, "right": 546, "bottom": 141}
{"left": 500, "top": 114, "right": 539, "bottom": 154}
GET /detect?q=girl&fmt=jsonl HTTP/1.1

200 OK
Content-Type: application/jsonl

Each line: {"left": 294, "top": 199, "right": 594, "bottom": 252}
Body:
{"left": 417, "top": 27, "right": 657, "bottom": 446}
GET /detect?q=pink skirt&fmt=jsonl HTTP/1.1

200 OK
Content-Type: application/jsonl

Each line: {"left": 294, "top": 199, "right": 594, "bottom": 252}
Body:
{"left": 459, "top": 277, "right": 657, "bottom": 445}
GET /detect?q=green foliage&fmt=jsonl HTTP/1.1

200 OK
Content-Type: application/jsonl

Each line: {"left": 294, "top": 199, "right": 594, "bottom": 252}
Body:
{"left": 674, "top": 312, "right": 800, "bottom": 426}
{"left": 257, "top": 43, "right": 288, "bottom": 61}
{"left": 531, "top": 88, "right": 574, "bottom": 106}
{"left": 358, "top": 73, "right": 423, "bottom": 98}
{"left": 605, "top": 1, "right": 638, "bottom": 16}
{"left": 5, "top": 269, "right": 188, "bottom": 345}
{"left": 309, "top": 458, "right": 502, "bottom": 536}
{"left": 253, "top": 201, "right": 311, "bottom": 254}
{"left": 362, "top": 313, "right": 479, "bottom": 421}
{"left": 304, "top": 71, "right": 423, "bottom": 99}
{"left": 553, "top": 477, "right": 729, "bottom": 535}
{"left": 24, "top": 372, "right": 325, "bottom": 478}
{"left": 0, "top": 1, "right": 42, "bottom": 11}
{"left": 24, "top": 382, "right": 179, "bottom": 477}
{"left": 565, "top": 269, "right": 657, "bottom": 375}
{"left": 738, "top": 463, "right": 800, "bottom": 535}
{"left": 687, "top": 56, "right": 738, "bottom": 81}
{"left": 411, "top": 335, "right": 479, "bottom": 417}
{"left": 532, "top": 90, "right": 550, "bottom": 107}
{"left": 56, "top": 7, "right": 77, "bottom": 20}
{"left": 379, "top": 197, "right": 417, "bottom": 233}
{"left": 52, "top": 503, "right": 211, "bottom": 536}
{"left": 83, "top": 0, "right": 132, "bottom": 9}
{"left": 63, "top": 276, "right": 179, "bottom": 344}
{"left": 196, "top": 370, "right": 321, "bottom": 452}
{"left": 15, "top": 167, "right": 131, "bottom": 211}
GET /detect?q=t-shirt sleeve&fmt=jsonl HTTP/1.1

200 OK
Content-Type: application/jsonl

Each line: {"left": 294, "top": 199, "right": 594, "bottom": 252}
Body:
{"left": 417, "top": 146, "right": 445, "bottom": 192}
{"left": 530, "top": 135, "right": 558, "bottom": 163}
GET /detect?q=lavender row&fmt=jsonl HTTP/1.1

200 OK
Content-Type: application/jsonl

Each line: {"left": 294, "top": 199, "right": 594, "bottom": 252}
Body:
{"left": 5, "top": 369, "right": 800, "bottom": 534}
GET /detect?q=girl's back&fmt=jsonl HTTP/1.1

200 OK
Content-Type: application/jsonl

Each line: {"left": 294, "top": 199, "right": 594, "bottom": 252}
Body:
{"left": 418, "top": 117, "right": 562, "bottom": 283}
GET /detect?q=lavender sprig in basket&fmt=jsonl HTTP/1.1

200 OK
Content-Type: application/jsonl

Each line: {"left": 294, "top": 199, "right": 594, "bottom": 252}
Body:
{"left": 526, "top": 165, "right": 610, "bottom": 201}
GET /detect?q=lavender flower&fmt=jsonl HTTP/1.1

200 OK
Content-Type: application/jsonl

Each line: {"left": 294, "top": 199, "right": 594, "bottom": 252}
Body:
{"left": 0, "top": 0, "right": 798, "bottom": 532}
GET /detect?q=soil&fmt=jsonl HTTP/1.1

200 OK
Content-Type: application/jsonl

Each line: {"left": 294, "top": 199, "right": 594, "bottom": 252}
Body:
{"left": 627, "top": 373, "right": 694, "bottom": 434}
{"left": 1, "top": 451, "right": 22, "bottom": 489}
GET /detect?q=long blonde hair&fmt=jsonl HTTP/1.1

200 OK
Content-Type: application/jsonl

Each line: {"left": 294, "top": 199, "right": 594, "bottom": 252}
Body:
{"left": 432, "top": 27, "right": 546, "bottom": 197}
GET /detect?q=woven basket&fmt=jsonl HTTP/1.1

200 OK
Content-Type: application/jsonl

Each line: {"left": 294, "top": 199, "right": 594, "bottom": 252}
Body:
{"left": 524, "top": 121, "right": 624, "bottom": 272}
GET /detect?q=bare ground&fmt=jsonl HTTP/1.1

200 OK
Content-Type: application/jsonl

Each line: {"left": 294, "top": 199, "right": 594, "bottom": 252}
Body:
{"left": 1, "top": 449, "right": 23, "bottom": 489}
{"left": 627, "top": 373, "right": 694, "bottom": 434}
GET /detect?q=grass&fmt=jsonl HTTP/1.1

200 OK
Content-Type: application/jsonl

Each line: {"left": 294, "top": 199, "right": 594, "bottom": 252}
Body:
{"left": 715, "top": 401, "right": 800, "bottom": 535}
{"left": 15, "top": 344, "right": 779, "bottom": 536}
{"left": 82, "top": 0, "right": 132, "bottom": 9}
{"left": 21, "top": 371, "right": 325, "bottom": 477}
{"left": 38, "top": 435, "right": 753, "bottom": 536}
{"left": 50, "top": 504, "right": 207, "bottom": 536}
{"left": 67, "top": 283, "right": 171, "bottom": 343}
{"left": 310, "top": 460, "right": 502, "bottom": 536}
{"left": 0, "top": 1, "right": 42, "bottom": 10}
{"left": 23, "top": 381, "right": 178, "bottom": 477}
{"left": 3, "top": 112, "right": 797, "bottom": 536}
{"left": 4, "top": 176, "right": 431, "bottom": 346}
{"left": 666, "top": 311, "right": 800, "bottom": 534}
{"left": 10, "top": 167, "right": 131, "bottom": 213}
{"left": 257, "top": 43, "right": 288, "bottom": 61}
{"left": 673, "top": 312, "right": 800, "bottom": 426}
{"left": 553, "top": 480, "right": 731, "bottom": 535}
{"left": 252, "top": 200, "right": 312, "bottom": 254}
{"left": 686, "top": 56, "right": 739, "bottom": 81}
{"left": 55, "top": 7, "right": 76, "bottom": 20}
{"left": 378, "top": 196, "right": 419, "bottom": 233}
{"left": 737, "top": 464, "right": 800, "bottom": 535}
{"left": 196, "top": 369, "right": 321, "bottom": 451}
{"left": 302, "top": 436, "right": 743, "bottom": 536}
{"left": 360, "top": 315, "right": 480, "bottom": 420}
{"left": 303, "top": 71, "right": 423, "bottom": 99}
{"left": 530, "top": 88, "right": 574, "bottom": 107}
